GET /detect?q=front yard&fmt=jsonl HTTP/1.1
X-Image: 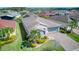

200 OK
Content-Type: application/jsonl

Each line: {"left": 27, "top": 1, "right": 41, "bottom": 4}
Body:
{"left": 22, "top": 40, "right": 64, "bottom": 51}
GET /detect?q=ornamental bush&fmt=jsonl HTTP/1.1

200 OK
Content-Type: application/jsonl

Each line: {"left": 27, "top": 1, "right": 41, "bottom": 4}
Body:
{"left": 0, "top": 35, "right": 16, "bottom": 46}
{"left": 30, "top": 43, "right": 36, "bottom": 47}
{"left": 0, "top": 41, "right": 5, "bottom": 46}
{"left": 36, "top": 39, "right": 45, "bottom": 44}
{"left": 42, "top": 36, "right": 49, "bottom": 39}
{"left": 0, "top": 39, "right": 15, "bottom": 46}
{"left": 59, "top": 28, "right": 66, "bottom": 33}
{"left": 9, "top": 35, "right": 16, "bottom": 39}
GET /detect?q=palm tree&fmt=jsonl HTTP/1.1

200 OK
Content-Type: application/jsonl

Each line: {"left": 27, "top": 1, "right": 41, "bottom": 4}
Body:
{"left": 29, "top": 29, "right": 41, "bottom": 43}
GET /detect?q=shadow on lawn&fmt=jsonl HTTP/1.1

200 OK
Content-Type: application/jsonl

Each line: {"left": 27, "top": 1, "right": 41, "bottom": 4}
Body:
{"left": 19, "top": 23, "right": 29, "bottom": 49}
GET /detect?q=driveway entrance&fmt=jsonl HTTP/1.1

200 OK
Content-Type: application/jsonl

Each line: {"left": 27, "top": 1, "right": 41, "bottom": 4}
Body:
{"left": 47, "top": 32, "right": 79, "bottom": 51}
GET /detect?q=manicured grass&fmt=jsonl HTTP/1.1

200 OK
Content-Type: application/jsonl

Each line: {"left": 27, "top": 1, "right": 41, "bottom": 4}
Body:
{"left": 0, "top": 22, "right": 22, "bottom": 51}
{"left": 67, "top": 32, "right": 79, "bottom": 42}
{"left": 22, "top": 40, "right": 64, "bottom": 51}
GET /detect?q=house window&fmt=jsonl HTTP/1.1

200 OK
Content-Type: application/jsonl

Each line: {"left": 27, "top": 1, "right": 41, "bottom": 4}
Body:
{"left": 40, "top": 31, "right": 45, "bottom": 36}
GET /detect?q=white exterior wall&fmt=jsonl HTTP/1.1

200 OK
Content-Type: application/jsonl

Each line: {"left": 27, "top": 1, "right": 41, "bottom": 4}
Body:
{"left": 34, "top": 24, "right": 48, "bottom": 35}
{"left": 58, "top": 27, "right": 60, "bottom": 31}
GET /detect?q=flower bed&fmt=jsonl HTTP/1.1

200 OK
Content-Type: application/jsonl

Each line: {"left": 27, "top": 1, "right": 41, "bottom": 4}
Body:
{"left": 0, "top": 35, "right": 16, "bottom": 46}
{"left": 36, "top": 39, "right": 45, "bottom": 44}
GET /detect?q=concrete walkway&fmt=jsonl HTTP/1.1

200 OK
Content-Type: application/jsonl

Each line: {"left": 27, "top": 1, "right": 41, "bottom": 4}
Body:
{"left": 47, "top": 32, "right": 79, "bottom": 51}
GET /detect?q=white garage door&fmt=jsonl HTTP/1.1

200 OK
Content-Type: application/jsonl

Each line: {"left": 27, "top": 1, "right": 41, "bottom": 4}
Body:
{"left": 48, "top": 27, "right": 59, "bottom": 32}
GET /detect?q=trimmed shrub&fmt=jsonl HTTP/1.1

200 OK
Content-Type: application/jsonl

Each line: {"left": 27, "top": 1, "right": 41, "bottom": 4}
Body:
{"left": 6, "top": 38, "right": 15, "bottom": 43}
{"left": 42, "top": 36, "right": 49, "bottom": 39}
{"left": 10, "top": 35, "right": 16, "bottom": 39}
{"left": 0, "top": 39, "right": 15, "bottom": 46}
{"left": 0, "top": 35, "right": 16, "bottom": 46}
{"left": 59, "top": 28, "right": 66, "bottom": 33}
{"left": 0, "top": 41, "right": 5, "bottom": 46}
{"left": 30, "top": 43, "right": 36, "bottom": 47}
{"left": 36, "top": 39, "right": 45, "bottom": 44}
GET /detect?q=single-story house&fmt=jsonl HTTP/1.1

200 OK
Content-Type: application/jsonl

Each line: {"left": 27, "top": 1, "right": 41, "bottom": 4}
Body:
{"left": 69, "top": 10, "right": 79, "bottom": 28}
{"left": 22, "top": 14, "right": 61, "bottom": 36}
{"left": 50, "top": 14, "right": 73, "bottom": 23}
{"left": 0, "top": 11, "right": 21, "bottom": 20}
{"left": 0, "top": 20, "right": 16, "bottom": 39}
{"left": 0, "top": 20, "right": 16, "bottom": 29}
{"left": 0, "top": 15, "right": 15, "bottom": 20}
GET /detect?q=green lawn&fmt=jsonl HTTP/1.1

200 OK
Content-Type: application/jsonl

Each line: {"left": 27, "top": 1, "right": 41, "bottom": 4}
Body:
{"left": 0, "top": 22, "right": 22, "bottom": 51}
{"left": 19, "top": 23, "right": 27, "bottom": 41}
{"left": 22, "top": 40, "right": 64, "bottom": 51}
{"left": 67, "top": 32, "right": 79, "bottom": 42}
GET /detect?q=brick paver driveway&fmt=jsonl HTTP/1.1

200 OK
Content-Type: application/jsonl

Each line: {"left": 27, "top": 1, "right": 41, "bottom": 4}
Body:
{"left": 47, "top": 32, "right": 79, "bottom": 51}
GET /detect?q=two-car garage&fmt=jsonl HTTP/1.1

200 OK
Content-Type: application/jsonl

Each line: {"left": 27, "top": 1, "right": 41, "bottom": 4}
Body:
{"left": 48, "top": 27, "right": 59, "bottom": 32}
{"left": 37, "top": 17, "right": 61, "bottom": 32}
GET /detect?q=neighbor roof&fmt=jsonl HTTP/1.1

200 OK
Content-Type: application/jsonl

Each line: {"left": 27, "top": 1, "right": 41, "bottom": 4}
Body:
{"left": 50, "top": 15, "right": 69, "bottom": 23}
{"left": 0, "top": 20, "right": 16, "bottom": 29}
{"left": 69, "top": 10, "right": 79, "bottom": 21}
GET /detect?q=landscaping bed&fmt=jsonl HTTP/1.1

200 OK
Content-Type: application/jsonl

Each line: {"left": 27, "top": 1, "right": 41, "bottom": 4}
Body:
{"left": 22, "top": 40, "right": 64, "bottom": 51}
{"left": 0, "top": 35, "right": 16, "bottom": 46}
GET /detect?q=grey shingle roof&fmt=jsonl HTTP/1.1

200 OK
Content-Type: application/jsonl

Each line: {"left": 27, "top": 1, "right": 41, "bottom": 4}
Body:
{"left": 37, "top": 17, "right": 61, "bottom": 28}
{"left": 22, "top": 15, "right": 39, "bottom": 34}
{"left": 69, "top": 10, "right": 79, "bottom": 21}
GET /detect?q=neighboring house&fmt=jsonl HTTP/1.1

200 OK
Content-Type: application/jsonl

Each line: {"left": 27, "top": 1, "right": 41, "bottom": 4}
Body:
{"left": 0, "top": 11, "right": 21, "bottom": 20}
{"left": 0, "top": 15, "right": 15, "bottom": 20}
{"left": 8, "top": 11, "right": 21, "bottom": 19}
{"left": 0, "top": 20, "right": 16, "bottom": 39}
{"left": 69, "top": 10, "right": 79, "bottom": 28}
{"left": 0, "top": 20, "right": 16, "bottom": 29}
{"left": 37, "top": 12, "right": 49, "bottom": 17}
{"left": 50, "top": 14, "right": 72, "bottom": 23}
{"left": 22, "top": 14, "right": 61, "bottom": 36}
